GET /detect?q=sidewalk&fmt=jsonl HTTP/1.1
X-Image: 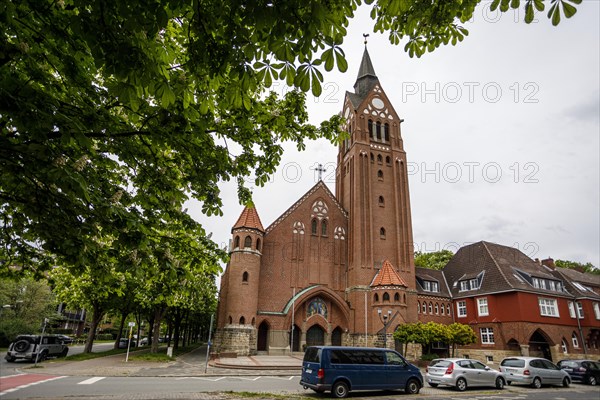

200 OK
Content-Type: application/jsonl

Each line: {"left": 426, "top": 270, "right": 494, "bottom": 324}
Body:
{"left": 19, "top": 346, "right": 303, "bottom": 377}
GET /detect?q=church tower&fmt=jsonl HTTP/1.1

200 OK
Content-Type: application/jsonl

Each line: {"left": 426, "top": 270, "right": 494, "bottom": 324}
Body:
{"left": 214, "top": 204, "right": 264, "bottom": 355}
{"left": 335, "top": 46, "right": 417, "bottom": 341}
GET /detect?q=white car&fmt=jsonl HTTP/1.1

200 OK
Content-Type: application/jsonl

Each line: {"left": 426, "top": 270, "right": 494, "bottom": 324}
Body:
{"left": 425, "top": 358, "right": 506, "bottom": 391}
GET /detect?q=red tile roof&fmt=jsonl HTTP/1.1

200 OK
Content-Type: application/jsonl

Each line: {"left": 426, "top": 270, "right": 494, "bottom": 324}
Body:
{"left": 371, "top": 260, "right": 408, "bottom": 287}
{"left": 233, "top": 205, "right": 264, "bottom": 232}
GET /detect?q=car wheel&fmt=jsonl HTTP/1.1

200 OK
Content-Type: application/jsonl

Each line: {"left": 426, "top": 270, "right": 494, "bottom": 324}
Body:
{"left": 495, "top": 377, "right": 505, "bottom": 389}
{"left": 588, "top": 376, "right": 597, "bottom": 386}
{"left": 531, "top": 377, "right": 542, "bottom": 389}
{"left": 428, "top": 382, "right": 439, "bottom": 388}
{"left": 37, "top": 351, "right": 48, "bottom": 362}
{"left": 60, "top": 348, "right": 69, "bottom": 357}
{"left": 456, "top": 378, "right": 467, "bottom": 392}
{"left": 562, "top": 377, "right": 570, "bottom": 388}
{"left": 405, "top": 378, "right": 420, "bottom": 394}
{"left": 332, "top": 381, "right": 349, "bottom": 398}
{"left": 14, "top": 340, "right": 30, "bottom": 352}
{"left": 6, "top": 356, "right": 16, "bottom": 362}
{"left": 506, "top": 381, "right": 511, "bottom": 385}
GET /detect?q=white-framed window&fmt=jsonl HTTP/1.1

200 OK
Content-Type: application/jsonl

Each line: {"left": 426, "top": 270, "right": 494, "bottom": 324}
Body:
{"left": 477, "top": 298, "right": 489, "bottom": 316}
{"left": 441, "top": 304, "right": 445, "bottom": 315}
{"left": 423, "top": 281, "right": 431, "bottom": 291}
{"left": 431, "top": 281, "right": 439, "bottom": 292}
{"left": 572, "top": 332, "right": 579, "bottom": 348}
{"left": 480, "top": 327, "right": 494, "bottom": 344}
{"left": 460, "top": 281, "right": 469, "bottom": 291}
{"left": 568, "top": 301, "right": 576, "bottom": 318}
{"left": 447, "top": 305, "right": 451, "bottom": 315}
{"left": 435, "top": 303, "right": 439, "bottom": 314}
{"left": 457, "top": 301, "right": 467, "bottom": 318}
{"left": 594, "top": 302, "right": 600, "bottom": 320}
{"left": 576, "top": 302, "right": 584, "bottom": 318}
{"left": 422, "top": 301, "right": 427, "bottom": 314}
{"left": 533, "top": 277, "right": 541, "bottom": 288}
{"left": 417, "top": 302, "right": 421, "bottom": 314}
{"left": 428, "top": 302, "right": 433, "bottom": 314}
{"left": 538, "top": 298, "right": 559, "bottom": 317}
{"left": 561, "top": 339, "right": 568, "bottom": 353}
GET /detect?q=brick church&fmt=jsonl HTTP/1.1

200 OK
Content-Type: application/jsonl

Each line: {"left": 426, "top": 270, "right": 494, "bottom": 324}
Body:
{"left": 215, "top": 47, "right": 419, "bottom": 355}
{"left": 214, "top": 49, "right": 600, "bottom": 360}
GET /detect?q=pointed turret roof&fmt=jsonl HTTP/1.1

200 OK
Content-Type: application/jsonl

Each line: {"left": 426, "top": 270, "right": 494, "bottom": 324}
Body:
{"left": 232, "top": 204, "right": 264, "bottom": 232}
{"left": 371, "top": 260, "right": 408, "bottom": 287}
{"left": 353, "top": 47, "right": 380, "bottom": 97}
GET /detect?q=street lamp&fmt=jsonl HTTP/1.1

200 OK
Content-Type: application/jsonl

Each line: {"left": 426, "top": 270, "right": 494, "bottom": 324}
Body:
{"left": 378, "top": 309, "right": 392, "bottom": 348}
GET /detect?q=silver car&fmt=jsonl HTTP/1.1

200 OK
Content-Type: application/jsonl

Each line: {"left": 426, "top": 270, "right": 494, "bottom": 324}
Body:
{"left": 499, "top": 357, "right": 570, "bottom": 388}
{"left": 425, "top": 358, "right": 506, "bottom": 391}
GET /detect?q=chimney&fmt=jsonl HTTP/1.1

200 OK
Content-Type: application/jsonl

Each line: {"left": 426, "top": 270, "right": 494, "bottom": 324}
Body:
{"left": 541, "top": 258, "right": 555, "bottom": 269}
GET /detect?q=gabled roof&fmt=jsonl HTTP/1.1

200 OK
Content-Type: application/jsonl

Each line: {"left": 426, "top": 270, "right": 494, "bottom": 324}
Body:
{"left": 371, "top": 260, "right": 407, "bottom": 288}
{"left": 415, "top": 267, "right": 452, "bottom": 298}
{"left": 265, "top": 181, "right": 347, "bottom": 233}
{"left": 550, "top": 267, "right": 600, "bottom": 300}
{"left": 443, "top": 241, "right": 573, "bottom": 298}
{"left": 232, "top": 204, "right": 264, "bottom": 232}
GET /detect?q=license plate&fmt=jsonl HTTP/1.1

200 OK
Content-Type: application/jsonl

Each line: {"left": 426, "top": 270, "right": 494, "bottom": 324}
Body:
{"left": 305, "top": 368, "right": 312, "bottom": 374}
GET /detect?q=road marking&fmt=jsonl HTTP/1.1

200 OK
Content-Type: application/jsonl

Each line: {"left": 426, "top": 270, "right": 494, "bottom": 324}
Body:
{"left": 267, "top": 376, "right": 299, "bottom": 380}
{"left": 176, "top": 377, "right": 227, "bottom": 382}
{"left": 78, "top": 377, "right": 106, "bottom": 385}
{"left": 234, "top": 377, "right": 261, "bottom": 381}
{"left": 0, "top": 375, "right": 66, "bottom": 397}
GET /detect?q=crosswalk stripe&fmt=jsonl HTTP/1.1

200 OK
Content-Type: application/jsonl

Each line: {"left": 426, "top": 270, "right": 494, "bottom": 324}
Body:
{"left": 78, "top": 377, "right": 106, "bottom": 385}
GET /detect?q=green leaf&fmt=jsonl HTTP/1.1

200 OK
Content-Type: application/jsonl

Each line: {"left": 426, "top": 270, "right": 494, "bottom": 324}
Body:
{"left": 562, "top": 2, "right": 577, "bottom": 18}
{"left": 525, "top": 2, "right": 535, "bottom": 23}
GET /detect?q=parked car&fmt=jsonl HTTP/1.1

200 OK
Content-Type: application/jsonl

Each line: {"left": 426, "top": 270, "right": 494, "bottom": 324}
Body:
{"left": 117, "top": 338, "right": 137, "bottom": 349}
{"left": 425, "top": 358, "right": 506, "bottom": 391}
{"left": 56, "top": 334, "right": 74, "bottom": 344}
{"left": 300, "top": 346, "right": 423, "bottom": 398}
{"left": 499, "top": 357, "right": 570, "bottom": 388}
{"left": 139, "top": 337, "right": 149, "bottom": 346}
{"left": 5, "top": 334, "right": 69, "bottom": 362}
{"left": 557, "top": 359, "right": 600, "bottom": 385}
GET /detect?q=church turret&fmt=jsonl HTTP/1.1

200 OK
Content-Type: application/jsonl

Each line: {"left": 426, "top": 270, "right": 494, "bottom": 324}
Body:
{"left": 215, "top": 204, "right": 264, "bottom": 355}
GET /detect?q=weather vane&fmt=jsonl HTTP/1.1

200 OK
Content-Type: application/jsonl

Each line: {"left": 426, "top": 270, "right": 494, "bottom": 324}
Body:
{"left": 363, "top": 33, "right": 370, "bottom": 46}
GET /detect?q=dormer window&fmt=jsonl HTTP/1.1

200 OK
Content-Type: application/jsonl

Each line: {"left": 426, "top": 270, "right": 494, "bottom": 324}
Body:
{"left": 514, "top": 269, "right": 564, "bottom": 292}
{"left": 458, "top": 271, "right": 484, "bottom": 292}
{"left": 419, "top": 279, "right": 439, "bottom": 293}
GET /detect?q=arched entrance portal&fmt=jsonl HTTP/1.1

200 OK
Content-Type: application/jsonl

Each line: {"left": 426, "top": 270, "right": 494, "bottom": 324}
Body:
{"left": 529, "top": 329, "right": 552, "bottom": 361}
{"left": 331, "top": 327, "right": 343, "bottom": 346}
{"left": 306, "top": 325, "right": 325, "bottom": 347}
{"left": 289, "top": 324, "right": 301, "bottom": 352}
{"left": 257, "top": 321, "right": 269, "bottom": 352}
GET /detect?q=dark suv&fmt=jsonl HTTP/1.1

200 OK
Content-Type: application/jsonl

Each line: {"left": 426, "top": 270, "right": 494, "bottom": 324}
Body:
{"left": 557, "top": 359, "right": 600, "bottom": 385}
{"left": 5, "top": 335, "right": 69, "bottom": 362}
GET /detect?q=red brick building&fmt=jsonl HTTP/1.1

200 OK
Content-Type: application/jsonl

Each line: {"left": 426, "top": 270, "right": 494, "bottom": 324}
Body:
{"left": 215, "top": 48, "right": 418, "bottom": 354}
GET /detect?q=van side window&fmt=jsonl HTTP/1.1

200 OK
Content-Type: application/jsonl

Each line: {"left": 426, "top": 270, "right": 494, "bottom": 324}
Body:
{"left": 330, "top": 349, "right": 384, "bottom": 365}
{"left": 385, "top": 351, "right": 406, "bottom": 366}
{"left": 303, "top": 347, "right": 321, "bottom": 363}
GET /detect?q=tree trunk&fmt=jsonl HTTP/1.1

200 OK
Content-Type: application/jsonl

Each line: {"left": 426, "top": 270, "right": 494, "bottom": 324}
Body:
{"left": 84, "top": 304, "right": 104, "bottom": 353}
{"left": 150, "top": 306, "right": 165, "bottom": 353}
{"left": 114, "top": 311, "right": 127, "bottom": 350}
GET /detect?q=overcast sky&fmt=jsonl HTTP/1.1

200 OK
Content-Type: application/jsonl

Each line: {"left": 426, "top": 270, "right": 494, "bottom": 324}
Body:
{"left": 190, "top": 2, "right": 600, "bottom": 272}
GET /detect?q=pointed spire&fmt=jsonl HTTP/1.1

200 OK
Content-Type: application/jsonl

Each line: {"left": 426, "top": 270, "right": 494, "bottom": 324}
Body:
{"left": 232, "top": 204, "right": 264, "bottom": 232}
{"left": 353, "top": 46, "right": 379, "bottom": 96}
{"left": 371, "top": 260, "right": 408, "bottom": 287}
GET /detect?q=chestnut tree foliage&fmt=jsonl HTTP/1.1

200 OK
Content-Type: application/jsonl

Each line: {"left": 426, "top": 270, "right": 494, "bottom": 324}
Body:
{"left": 1, "top": 1, "right": 581, "bottom": 279}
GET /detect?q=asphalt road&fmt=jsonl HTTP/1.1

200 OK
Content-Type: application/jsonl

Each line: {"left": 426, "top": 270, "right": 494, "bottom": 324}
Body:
{"left": 0, "top": 342, "right": 115, "bottom": 377}
{"left": 1, "top": 374, "right": 599, "bottom": 399}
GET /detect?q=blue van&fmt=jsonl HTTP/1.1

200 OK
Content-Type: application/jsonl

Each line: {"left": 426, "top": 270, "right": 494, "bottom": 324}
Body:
{"left": 300, "top": 346, "right": 423, "bottom": 398}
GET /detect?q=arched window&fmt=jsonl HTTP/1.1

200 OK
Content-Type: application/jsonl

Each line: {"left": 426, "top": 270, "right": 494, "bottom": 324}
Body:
{"left": 441, "top": 303, "right": 445, "bottom": 315}
{"left": 394, "top": 293, "right": 400, "bottom": 302}
{"left": 377, "top": 154, "right": 383, "bottom": 164}
{"left": 446, "top": 305, "right": 451, "bottom": 315}
{"left": 234, "top": 236, "right": 240, "bottom": 248}
{"left": 380, "top": 227, "right": 386, "bottom": 239}
{"left": 239, "top": 316, "right": 245, "bottom": 325}
{"left": 561, "top": 338, "right": 568, "bottom": 353}
{"left": 377, "top": 170, "right": 383, "bottom": 180}
{"left": 378, "top": 196, "right": 384, "bottom": 206}
{"left": 383, "top": 292, "right": 390, "bottom": 302}
{"left": 422, "top": 302, "right": 427, "bottom": 314}
{"left": 256, "top": 238, "right": 261, "bottom": 251}
{"left": 311, "top": 219, "right": 318, "bottom": 235}
{"left": 321, "top": 220, "right": 328, "bottom": 236}
{"left": 368, "top": 119, "right": 373, "bottom": 139}
{"left": 228, "top": 316, "right": 233, "bottom": 324}
{"left": 370, "top": 153, "right": 374, "bottom": 163}
{"left": 417, "top": 302, "right": 421, "bottom": 314}
{"left": 244, "top": 235, "right": 252, "bottom": 248}
{"left": 374, "top": 293, "right": 379, "bottom": 302}
{"left": 242, "top": 271, "right": 249, "bottom": 282}
{"left": 435, "top": 303, "right": 439, "bottom": 314}
{"left": 384, "top": 123, "right": 390, "bottom": 142}
{"left": 386, "top": 156, "right": 391, "bottom": 165}
{"left": 251, "top": 317, "right": 256, "bottom": 326}
{"left": 572, "top": 332, "right": 579, "bottom": 348}
{"left": 428, "top": 302, "right": 433, "bottom": 314}
{"left": 376, "top": 121, "right": 382, "bottom": 140}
